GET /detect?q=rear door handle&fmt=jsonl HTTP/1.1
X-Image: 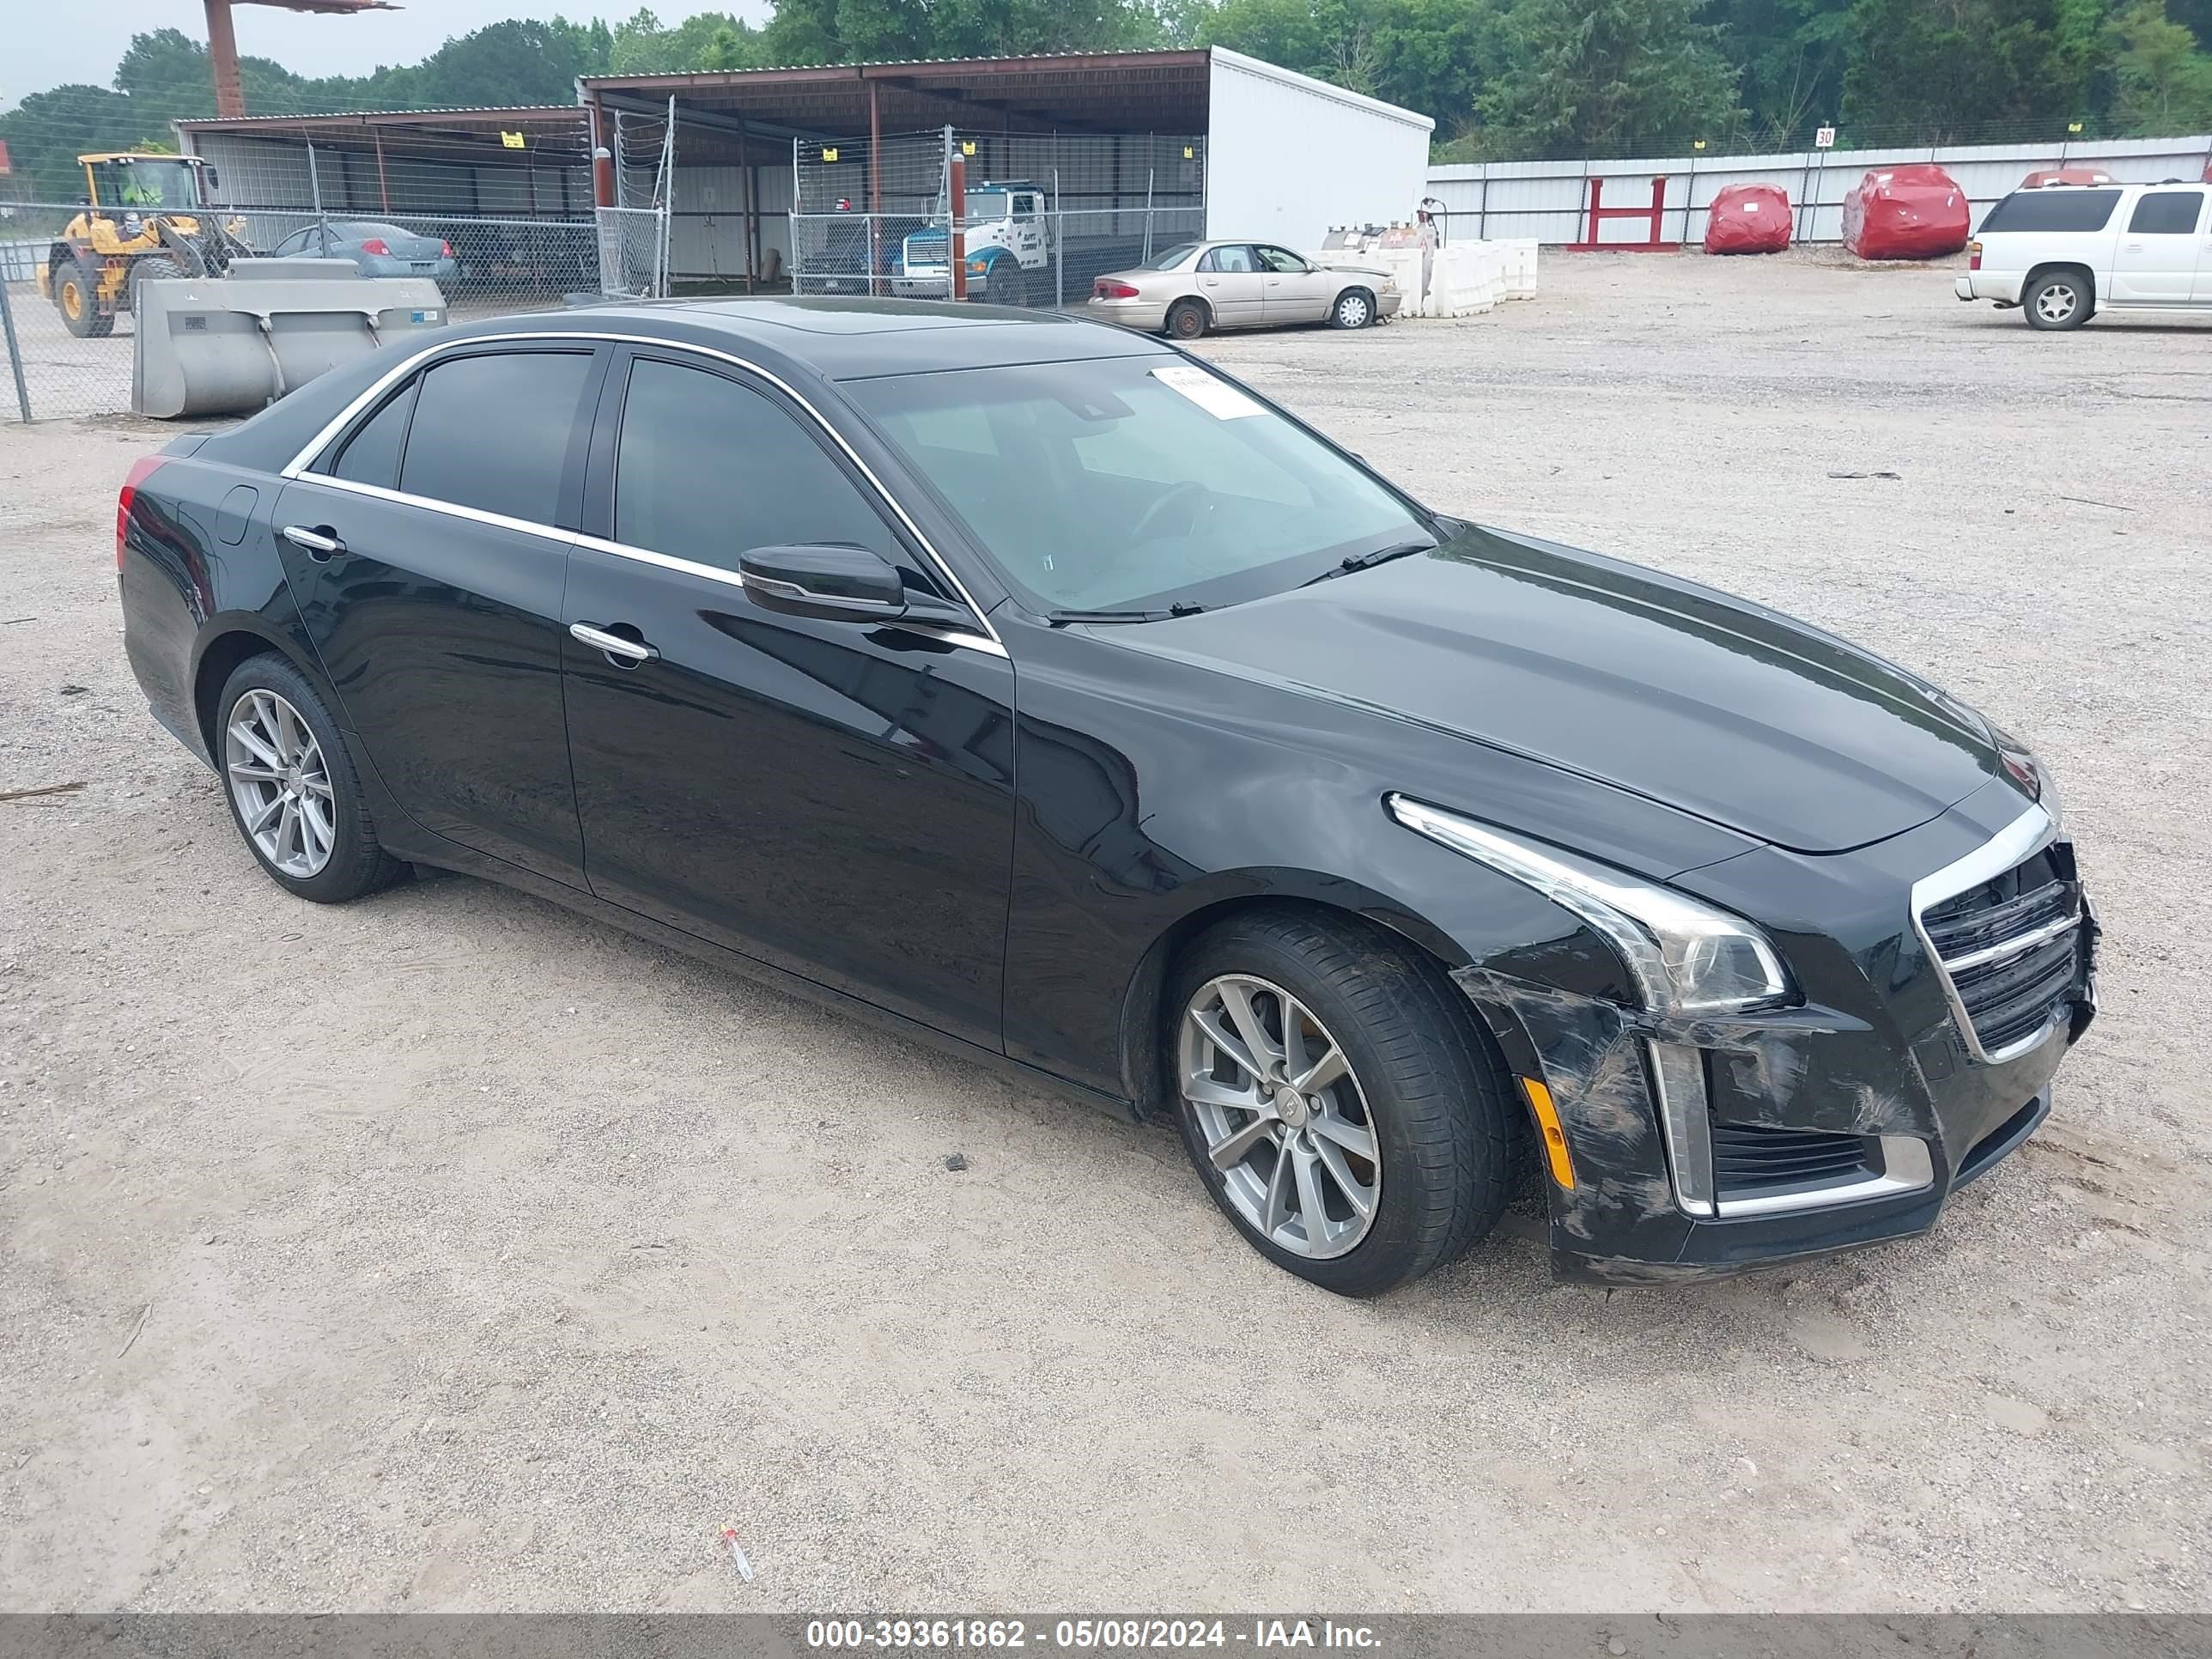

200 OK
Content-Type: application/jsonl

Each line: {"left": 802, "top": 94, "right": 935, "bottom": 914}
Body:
{"left": 569, "top": 621, "right": 658, "bottom": 664}
{"left": 281, "top": 524, "right": 343, "bottom": 561}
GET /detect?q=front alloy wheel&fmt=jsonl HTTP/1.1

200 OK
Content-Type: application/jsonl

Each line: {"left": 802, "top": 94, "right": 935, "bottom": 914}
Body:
{"left": 1168, "top": 909, "right": 1514, "bottom": 1296}
{"left": 1182, "top": 974, "right": 1381, "bottom": 1259}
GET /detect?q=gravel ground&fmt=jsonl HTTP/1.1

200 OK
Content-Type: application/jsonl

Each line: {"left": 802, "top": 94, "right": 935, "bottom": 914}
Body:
{"left": 3, "top": 251, "right": 2208, "bottom": 1614}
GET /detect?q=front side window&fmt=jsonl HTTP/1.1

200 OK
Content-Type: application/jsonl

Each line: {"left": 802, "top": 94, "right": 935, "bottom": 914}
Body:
{"left": 397, "top": 349, "right": 595, "bottom": 526}
{"left": 1256, "top": 246, "right": 1309, "bottom": 274}
{"left": 849, "top": 356, "right": 1427, "bottom": 615}
{"left": 613, "top": 356, "right": 908, "bottom": 577}
{"left": 2128, "top": 191, "right": 2205, "bottom": 234}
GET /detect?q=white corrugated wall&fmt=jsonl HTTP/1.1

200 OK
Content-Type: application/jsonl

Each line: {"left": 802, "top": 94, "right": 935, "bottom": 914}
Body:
{"left": 1428, "top": 133, "right": 2212, "bottom": 246}
{"left": 1206, "top": 47, "right": 1434, "bottom": 248}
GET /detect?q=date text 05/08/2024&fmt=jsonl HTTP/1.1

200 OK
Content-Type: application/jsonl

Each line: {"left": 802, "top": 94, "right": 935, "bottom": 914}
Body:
{"left": 805, "top": 1620, "right": 1383, "bottom": 1650}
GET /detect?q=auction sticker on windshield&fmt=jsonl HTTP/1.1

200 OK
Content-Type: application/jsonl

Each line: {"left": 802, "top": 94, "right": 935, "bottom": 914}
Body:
{"left": 1151, "top": 365, "right": 1262, "bottom": 419}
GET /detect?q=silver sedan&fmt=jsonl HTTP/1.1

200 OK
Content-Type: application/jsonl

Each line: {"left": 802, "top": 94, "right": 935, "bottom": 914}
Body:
{"left": 1085, "top": 239, "right": 1401, "bottom": 339}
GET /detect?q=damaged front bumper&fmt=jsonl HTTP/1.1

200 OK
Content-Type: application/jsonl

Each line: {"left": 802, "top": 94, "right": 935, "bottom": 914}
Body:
{"left": 1453, "top": 783, "right": 2096, "bottom": 1284}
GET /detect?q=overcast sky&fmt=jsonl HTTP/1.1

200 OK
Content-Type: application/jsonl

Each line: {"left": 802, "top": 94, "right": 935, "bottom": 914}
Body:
{"left": 3, "top": 3, "right": 771, "bottom": 108}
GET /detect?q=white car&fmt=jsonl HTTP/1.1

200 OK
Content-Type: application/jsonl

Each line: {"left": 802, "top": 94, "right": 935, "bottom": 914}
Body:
{"left": 1956, "top": 178, "right": 2212, "bottom": 329}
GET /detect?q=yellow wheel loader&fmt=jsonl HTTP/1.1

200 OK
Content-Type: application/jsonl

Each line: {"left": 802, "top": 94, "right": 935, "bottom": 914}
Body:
{"left": 41, "top": 154, "right": 256, "bottom": 338}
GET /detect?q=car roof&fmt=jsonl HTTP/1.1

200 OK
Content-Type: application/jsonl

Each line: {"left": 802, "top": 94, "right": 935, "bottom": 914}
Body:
{"left": 453, "top": 296, "right": 1175, "bottom": 381}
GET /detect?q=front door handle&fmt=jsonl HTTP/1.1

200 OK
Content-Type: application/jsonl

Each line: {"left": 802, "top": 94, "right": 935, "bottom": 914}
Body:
{"left": 570, "top": 621, "right": 658, "bottom": 665}
{"left": 281, "top": 524, "right": 343, "bottom": 561}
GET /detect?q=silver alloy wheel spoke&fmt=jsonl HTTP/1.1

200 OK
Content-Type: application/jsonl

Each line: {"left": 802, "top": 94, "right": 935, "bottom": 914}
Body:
{"left": 1180, "top": 972, "right": 1382, "bottom": 1260}
{"left": 224, "top": 687, "right": 336, "bottom": 879}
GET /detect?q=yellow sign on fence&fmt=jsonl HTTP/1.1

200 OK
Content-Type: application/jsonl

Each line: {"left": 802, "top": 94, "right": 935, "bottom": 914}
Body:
{"left": 500, "top": 131, "right": 526, "bottom": 149}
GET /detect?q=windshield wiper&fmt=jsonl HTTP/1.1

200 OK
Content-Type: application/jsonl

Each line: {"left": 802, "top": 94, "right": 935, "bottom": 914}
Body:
{"left": 1048, "top": 603, "right": 1206, "bottom": 626}
{"left": 1300, "top": 540, "right": 1436, "bottom": 586}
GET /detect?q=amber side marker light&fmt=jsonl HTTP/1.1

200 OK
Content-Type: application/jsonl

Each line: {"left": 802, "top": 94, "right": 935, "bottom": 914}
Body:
{"left": 1521, "top": 1077, "right": 1576, "bottom": 1190}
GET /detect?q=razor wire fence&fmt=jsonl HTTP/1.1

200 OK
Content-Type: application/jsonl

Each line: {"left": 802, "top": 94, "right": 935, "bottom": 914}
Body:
{"left": 0, "top": 198, "right": 625, "bottom": 422}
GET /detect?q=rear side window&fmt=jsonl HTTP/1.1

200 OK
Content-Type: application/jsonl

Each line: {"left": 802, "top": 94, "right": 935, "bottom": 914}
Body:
{"left": 2128, "top": 191, "right": 2205, "bottom": 234}
{"left": 398, "top": 350, "right": 593, "bottom": 525}
{"left": 612, "top": 357, "right": 902, "bottom": 572}
{"left": 1978, "top": 189, "right": 2121, "bottom": 234}
{"left": 331, "top": 379, "right": 418, "bottom": 489}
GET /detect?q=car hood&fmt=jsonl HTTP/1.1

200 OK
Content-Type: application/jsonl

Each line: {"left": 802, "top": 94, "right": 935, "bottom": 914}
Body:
{"left": 1104, "top": 526, "right": 2004, "bottom": 855}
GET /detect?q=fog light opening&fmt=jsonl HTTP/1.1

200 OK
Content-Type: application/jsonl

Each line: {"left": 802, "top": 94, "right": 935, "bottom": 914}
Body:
{"left": 1520, "top": 1077, "right": 1576, "bottom": 1191}
{"left": 1647, "top": 1040, "right": 1716, "bottom": 1217}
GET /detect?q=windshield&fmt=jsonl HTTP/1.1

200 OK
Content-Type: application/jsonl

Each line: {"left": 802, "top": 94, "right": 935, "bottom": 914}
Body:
{"left": 1142, "top": 241, "right": 1201, "bottom": 270}
{"left": 848, "top": 356, "right": 1429, "bottom": 615}
{"left": 100, "top": 160, "right": 200, "bottom": 211}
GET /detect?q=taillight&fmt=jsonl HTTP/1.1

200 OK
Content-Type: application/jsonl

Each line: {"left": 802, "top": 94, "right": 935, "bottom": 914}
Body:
{"left": 116, "top": 456, "right": 163, "bottom": 570}
{"left": 1968, "top": 239, "right": 1982, "bottom": 270}
{"left": 440, "top": 240, "right": 453, "bottom": 258}
{"left": 1095, "top": 279, "right": 1139, "bottom": 299}
{"left": 361, "top": 238, "right": 391, "bottom": 256}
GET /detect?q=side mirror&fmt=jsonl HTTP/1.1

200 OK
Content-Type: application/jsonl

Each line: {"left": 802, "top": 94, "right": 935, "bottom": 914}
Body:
{"left": 204, "top": 168, "right": 221, "bottom": 195}
{"left": 738, "top": 543, "right": 908, "bottom": 622}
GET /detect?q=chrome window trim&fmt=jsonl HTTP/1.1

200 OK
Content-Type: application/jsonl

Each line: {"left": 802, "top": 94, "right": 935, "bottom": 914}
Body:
{"left": 276, "top": 328, "right": 1005, "bottom": 653}
{"left": 1711, "top": 1135, "right": 1935, "bottom": 1218}
{"left": 281, "top": 471, "right": 580, "bottom": 546}
{"left": 1910, "top": 801, "right": 2068, "bottom": 1066}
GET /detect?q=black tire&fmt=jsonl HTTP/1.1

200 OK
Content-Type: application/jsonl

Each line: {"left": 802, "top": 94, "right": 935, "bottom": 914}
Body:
{"left": 55, "top": 255, "right": 112, "bottom": 339}
{"left": 1167, "top": 908, "right": 1514, "bottom": 1297}
{"left": 1329, "top": 287, "right": 1376, "bottom": 329}
{"left": 215, "top": 654, "right": 405, "bottom": 904}
{"left": 1164, "top": 297, "right": 1209, "bottom": 340}
{"left": 2024, "top": 270, "right": 2091, "bottom": 331}
{"left": 129, "top": 255, "right": 185, "bottom": 314}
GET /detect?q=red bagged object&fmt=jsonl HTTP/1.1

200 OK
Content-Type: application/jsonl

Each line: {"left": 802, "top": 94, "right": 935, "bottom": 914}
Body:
{"left": 1704, "top": 182, "right": 1793, "bottom": 253}
{"left": 1842, "top": 163, "right": 1970, "bottom": 260}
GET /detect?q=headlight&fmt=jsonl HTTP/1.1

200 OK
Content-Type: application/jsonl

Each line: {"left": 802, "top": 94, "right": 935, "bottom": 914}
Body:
{"left": 1989, "top": 722, "right": 2053, "bottom": 812}
{"left": 1386, "top": 795, "right": 1795, "bottom": 1016}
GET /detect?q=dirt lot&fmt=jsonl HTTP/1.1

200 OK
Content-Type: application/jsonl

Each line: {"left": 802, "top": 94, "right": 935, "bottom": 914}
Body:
{"left": 3, "top": 251, "right": 2208, "bottom": 1613}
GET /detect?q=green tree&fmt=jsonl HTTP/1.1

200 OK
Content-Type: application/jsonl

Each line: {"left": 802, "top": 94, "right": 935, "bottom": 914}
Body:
{"left": 1714, "top": 0, "right": 1853, "bottom": 137}
{"left": 1842, "top": 0, "right": 2107, "bottom": 137}
{"left": 2110, "top": 0, "right": 2212, "bottom": 129}
{"left": 611, "top": 9, "right": 768, "bottom": 72}
{"left": 1475, "top": 0, "right": 1744, "bottom": 156}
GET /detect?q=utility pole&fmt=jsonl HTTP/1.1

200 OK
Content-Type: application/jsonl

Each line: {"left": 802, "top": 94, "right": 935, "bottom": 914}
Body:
{"left": 202, "top": 0, "right": 398, "bottom": 118}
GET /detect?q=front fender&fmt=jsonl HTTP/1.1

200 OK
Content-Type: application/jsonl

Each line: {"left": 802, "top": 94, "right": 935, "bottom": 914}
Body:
{"left": 997, "top": 619, "right": 1731, "bottom": 1103}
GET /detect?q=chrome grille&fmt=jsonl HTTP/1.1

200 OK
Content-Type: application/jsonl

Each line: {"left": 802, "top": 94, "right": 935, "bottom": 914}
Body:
{"left": 1912, "top": 805, "right": 2083, "bottom": 1064}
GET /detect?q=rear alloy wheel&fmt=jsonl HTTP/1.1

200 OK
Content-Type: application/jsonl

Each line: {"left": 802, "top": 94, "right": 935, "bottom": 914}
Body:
{"left": 1329, "top": 288, "right": 1375, "bottom": 329}
{"left": 1170, "top": 910, "right": 1512, "bottom": 1296}
{"left": 1165, "top": 298, "right": 1208, "bottom": 340}
{"left": 2025, "top": 272, "right": 2089, "bottom": 331}
{"left": 217, "top": 655, "right": 404, "bottom": 903}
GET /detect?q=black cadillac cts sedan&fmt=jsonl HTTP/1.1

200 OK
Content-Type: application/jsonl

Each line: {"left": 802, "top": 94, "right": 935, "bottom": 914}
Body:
{"left": 117, "top": 299, "right": 2097, "bottom": 1295}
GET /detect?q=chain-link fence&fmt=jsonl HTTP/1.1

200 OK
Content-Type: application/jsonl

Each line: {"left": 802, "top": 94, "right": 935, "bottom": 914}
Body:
{"left": 0, "top": 198, "right": 631, "bottom": 422}
{"left": 788, "top": 129, "right": 1206, "bottom": 305}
